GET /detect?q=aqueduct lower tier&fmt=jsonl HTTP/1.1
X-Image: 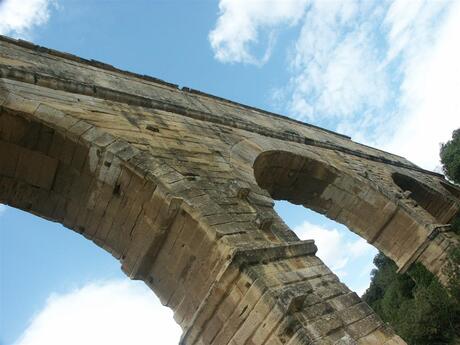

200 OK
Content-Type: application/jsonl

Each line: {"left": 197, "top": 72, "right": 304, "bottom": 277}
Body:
{"left": 1, "top": 35, "right": 459, "bottom": 345}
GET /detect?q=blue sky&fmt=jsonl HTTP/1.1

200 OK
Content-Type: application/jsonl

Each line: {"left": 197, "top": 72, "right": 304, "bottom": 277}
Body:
{"left": 1, "top": 0, "right": 460, "bottom": 344}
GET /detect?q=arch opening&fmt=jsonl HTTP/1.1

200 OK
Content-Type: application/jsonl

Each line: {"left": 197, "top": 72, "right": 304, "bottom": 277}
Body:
{"left": 254, "top": 150, "right": 383, "bottom": 295}
{"left": 1, "top": 205, "right": 182, "bottom": 345}
{"left": 0, "top": 110, "right": 179, "bottom": 343}
{"left": 254, "top": 150, "right": 388, "bottom": 243}
{"left": 0, "top": 108, "right": 229, "bottom": 335}
{"left": 253, "top": 150, "right": 442, "bottom": 276}
{"left": 274, "top": 200, "right": 378, "bottom": 296}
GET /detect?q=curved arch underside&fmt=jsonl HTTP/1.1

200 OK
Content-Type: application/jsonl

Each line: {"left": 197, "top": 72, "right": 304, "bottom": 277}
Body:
{"left": 3, "top": 36, "right": 459, "bottom": 344}
{"left": 0, "top": 105, "right": 230, "bottom": 330}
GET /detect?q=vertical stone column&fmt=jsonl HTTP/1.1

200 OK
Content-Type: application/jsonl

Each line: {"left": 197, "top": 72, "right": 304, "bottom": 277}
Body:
{"left": 180, "top": 240, "right": 406, "bottom": 345}
{"left": 112, "top": 180, "right": 406, "bottom": 344}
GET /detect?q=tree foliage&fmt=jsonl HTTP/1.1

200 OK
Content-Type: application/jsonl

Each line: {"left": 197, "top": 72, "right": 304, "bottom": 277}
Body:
{"left": 440, "top": 128, "right": 460, "bottom": 184}
{"left": 363, "top": 254, "right": 460, "bottom": 344}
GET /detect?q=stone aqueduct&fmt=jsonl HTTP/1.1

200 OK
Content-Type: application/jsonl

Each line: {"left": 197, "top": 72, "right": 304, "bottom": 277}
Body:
{"left": 1, "top": 35, "right": 459, "bottom": 344}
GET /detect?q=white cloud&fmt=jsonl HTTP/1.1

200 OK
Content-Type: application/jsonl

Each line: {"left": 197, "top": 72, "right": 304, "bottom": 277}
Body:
{"left": 287, "top": 1, "right": 390, "bottom": 122}
{"left": 0, "top": 0, "right": 55, "bottom": 37}
{"left": 354, "top": 282, "right": 372, "bottom": 297}
{"left": 209, "top": 0, "right": 308, "bottom": 65}
{"left": 209, "top": 0, "right": 390, "bottom": 120}
{"left": 289, "top": 0, "right": 460, "bottom": 171}
{"left": 383, "top": 0, "right": 446, "bottom": 63}
{"left": 13, "top": 280, "right": 182, "bottom": 345}
{"left": 0, "top": 204, "right": 6, "bottom": 216}
{"left": 382, "top": 1, "right": 460, "bottom": 170}
{"left": 294, "top": 221, "right": 374, "bottom": 279}
{"left": 290, "top": 25, "right": 388, "bottom": 121}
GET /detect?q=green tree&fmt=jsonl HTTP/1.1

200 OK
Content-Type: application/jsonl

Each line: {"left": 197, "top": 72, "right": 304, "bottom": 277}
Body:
{"left": 440, "top": 128, "right": 460, "bottom": 184}
{"left": 363, "top": 259, "right": 460, "bottom": 345}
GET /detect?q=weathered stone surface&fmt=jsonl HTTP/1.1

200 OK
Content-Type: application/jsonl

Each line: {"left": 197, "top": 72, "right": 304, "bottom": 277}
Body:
{"left": 1, "top": 35, "right": 459, "bottom": 344}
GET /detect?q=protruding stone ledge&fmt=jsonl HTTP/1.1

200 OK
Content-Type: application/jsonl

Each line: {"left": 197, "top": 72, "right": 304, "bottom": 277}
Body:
{"left": 232, "top": 240, "right": 318, "bottom": 266}
{"left": 397, "top": 223, "right": 454, "bottom": 274}
{"left": 0, "top": 34, "right": 353, "bottom": 140}
{"left": 0, "top": 70, "right": 442, "bottom": 177}
{"left": 179, "top": 240, "right": 318, "bottom": 345}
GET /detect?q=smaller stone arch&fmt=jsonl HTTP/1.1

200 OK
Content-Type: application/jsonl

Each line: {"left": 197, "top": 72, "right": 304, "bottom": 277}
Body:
{"left": 253, "top": 150, "right": 396, "bottom": 244}
{"left": 252, "top": 150, "right": 452, "bottom": 278}
{"left": 441, "top": 180, "right": 460, "bottom": 200}
{"left": 254, "top": 150, "right": 338, "bottom": 209}
{"left": 391, "top": 172, "right": 458, "bottom": 224}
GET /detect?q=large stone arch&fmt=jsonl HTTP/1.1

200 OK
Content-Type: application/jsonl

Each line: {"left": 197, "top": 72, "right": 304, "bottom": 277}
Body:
{"left": 0, "top": 99, "right": 231, "bottom": 331}
{"left": 1, "top": 98, "right": 407, "bottom": 345}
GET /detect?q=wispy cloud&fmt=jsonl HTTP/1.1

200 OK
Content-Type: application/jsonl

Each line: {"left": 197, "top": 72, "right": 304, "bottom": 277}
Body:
{"left": 298, "top": 0, "right": 460, "bottom": 171}
{"left": 0, "top": 0, "right": 55, "bottom": 38}
{"left": 209, "top": 0, "right": 308, "bottom": 65}
{"left": 209, "top": 0, "right": 460, "bottom": 171}
{"left": 288, "top": 1, "right": 389, "bottom": 123}
{"left": 13, "top": 280, "right": 181, "bottom": 345}
{"left": 382, "top": 1, "right": 460, "bottom": 170}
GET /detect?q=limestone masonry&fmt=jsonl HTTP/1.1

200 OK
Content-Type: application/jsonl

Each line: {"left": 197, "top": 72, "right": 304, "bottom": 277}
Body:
{"left": 1, "top": 35, "right": 459, "bottom": 344}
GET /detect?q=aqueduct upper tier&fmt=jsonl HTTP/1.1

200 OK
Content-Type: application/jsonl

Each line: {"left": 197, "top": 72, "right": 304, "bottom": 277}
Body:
{"left": 1, "top": 35, "right": 459, "bottom": 345}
